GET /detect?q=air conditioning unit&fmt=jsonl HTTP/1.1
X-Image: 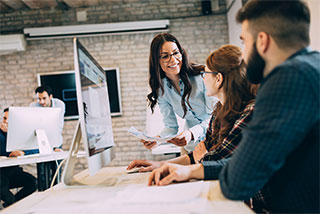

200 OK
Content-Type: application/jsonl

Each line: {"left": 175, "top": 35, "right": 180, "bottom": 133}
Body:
{"left": 24, "top": 19, "right": 170, "bottom": 40}
{"left": 0, "top": 34, "right": 26, "bottom": 55}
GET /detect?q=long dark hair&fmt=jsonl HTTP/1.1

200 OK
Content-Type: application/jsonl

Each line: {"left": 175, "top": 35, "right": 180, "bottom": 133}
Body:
{"left": 206, "top": 45, "right": 257, "bottom": 150}
{"left": 147, "top": 33, "right": 204, "bottom": 118}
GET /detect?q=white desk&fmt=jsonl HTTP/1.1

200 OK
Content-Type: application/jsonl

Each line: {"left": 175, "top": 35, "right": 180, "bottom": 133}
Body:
{"left": 0, "top": 151, "right": 67, "bottom": 167}
{"left": 0, "top": 151, "right": 86, "bottom": 168}
{"left": 2, "top": 167, "right": 254, "bottom": 214}
{"left": 0, "top": 151, "right": 86, "bottom": 191}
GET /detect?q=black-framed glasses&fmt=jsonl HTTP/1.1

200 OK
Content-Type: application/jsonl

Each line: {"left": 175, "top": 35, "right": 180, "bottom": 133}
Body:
{"left": 160, "top": 51, "right": 182, "bottom": 62}
{"left": 200, "top": 71, "right": 218, "bottom": 78}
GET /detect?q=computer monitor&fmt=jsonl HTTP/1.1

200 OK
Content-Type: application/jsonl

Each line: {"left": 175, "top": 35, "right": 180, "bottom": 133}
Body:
{"left": 62, "top": 38, "right": 115, "bottom": 185}
{"left": 6, "top": 107, "right": 62, "bottom": 153}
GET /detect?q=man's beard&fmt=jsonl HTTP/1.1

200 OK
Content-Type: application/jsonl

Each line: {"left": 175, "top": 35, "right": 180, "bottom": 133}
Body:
{"left": 246, "top": 42, "right": 265, "bottom": 84}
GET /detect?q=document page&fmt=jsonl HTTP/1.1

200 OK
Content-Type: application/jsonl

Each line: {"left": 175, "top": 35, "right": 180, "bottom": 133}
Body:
{"left": 128, "top": 126, "right": 177, "bottom": 144}
{"left": 104, "top": 181, "right": 211, "bottom": 213}
{"left": 113, "top": 180, "right": 209, "bottom": 203}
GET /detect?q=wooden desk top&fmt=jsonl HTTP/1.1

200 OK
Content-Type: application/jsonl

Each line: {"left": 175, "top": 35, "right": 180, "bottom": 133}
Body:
{"left": 2, "top": 166, "right": 254, "bottom": 214}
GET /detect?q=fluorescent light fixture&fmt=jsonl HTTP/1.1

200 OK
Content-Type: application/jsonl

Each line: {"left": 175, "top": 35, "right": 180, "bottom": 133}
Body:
{"left": 24, "top": 19, "right": 170, "bottom": 40}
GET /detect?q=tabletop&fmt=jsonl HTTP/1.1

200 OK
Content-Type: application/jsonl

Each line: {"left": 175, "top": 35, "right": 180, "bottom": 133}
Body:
{"left": 2, "top": 166, "right": 254, "bottom": 214}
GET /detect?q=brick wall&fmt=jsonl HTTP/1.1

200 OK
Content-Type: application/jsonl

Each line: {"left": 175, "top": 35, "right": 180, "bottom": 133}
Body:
{"left": 0, "top": 0, "right": 229, "bottom": 175}
{"left": 0, "top": 0, "right": 226, "bottom": 33}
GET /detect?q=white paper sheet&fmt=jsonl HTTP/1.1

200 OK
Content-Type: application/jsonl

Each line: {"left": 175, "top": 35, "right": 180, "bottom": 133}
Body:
{"left": 128, "top": 126, "right": 177, "bottom": 144}
{"left": 24, "top": 181, "right": 210, "bottom": 214}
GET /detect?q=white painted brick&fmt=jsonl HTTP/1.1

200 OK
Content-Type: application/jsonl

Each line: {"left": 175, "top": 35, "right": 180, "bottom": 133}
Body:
{"left": 0, "top": 0, "right": 228, "bottom": 172}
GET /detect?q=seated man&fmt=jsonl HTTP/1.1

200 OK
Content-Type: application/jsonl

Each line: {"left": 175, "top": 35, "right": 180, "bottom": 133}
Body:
{"left": 0, "top": 108, "right": 37, "bottom": 207}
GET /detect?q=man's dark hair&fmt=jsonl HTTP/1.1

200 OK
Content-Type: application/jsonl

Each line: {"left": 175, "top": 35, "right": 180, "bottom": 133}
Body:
{"left": 35, "top": 85, "right": 53, "bottom": 96}
{"left": 236, "top": 0, "right": 310, "bottom": 49}
{"left": 3, "top": 108, "right": 9, "bottom": 113}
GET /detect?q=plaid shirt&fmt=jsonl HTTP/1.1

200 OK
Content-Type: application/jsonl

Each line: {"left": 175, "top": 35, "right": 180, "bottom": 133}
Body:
{"left": 188, "top": 102, "right": 255, "bottom": 164}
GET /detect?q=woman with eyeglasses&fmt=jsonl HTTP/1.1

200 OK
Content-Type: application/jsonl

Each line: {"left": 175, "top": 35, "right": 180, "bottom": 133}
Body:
{"left": 142, "top": 33, "right": 216, "bottom": 153}
{"left": 128, "top": 44, "right": 257, "bottom": 173}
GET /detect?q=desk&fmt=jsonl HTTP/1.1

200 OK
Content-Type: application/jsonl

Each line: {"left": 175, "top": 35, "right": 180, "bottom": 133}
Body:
{"left": 2, "top": 167, "right": 254, "bottom": 214}
{"left": 0, "top": 151, "right": 70, "bottom": 167}
{"left": 0, "top": 151, "right": 86, "bottom": 191}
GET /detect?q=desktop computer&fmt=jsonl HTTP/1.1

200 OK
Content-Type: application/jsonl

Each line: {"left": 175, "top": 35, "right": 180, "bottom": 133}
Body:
{"left": 6, "top": 107, "right": 62, "bottom": 154}
{"left": 62, "top": 38, "right": 115, "bottom": 187}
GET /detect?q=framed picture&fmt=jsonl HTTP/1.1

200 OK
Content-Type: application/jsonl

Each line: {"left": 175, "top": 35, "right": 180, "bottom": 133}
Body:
{"left": 37, "top": 68, "right": 122, "bottom": 120}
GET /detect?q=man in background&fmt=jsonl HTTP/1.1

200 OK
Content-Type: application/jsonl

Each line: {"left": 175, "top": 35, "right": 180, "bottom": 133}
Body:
{"left": 0, "top": 108, "right": 37, "bottom": 208}
{"left": 30, "top": 85, "right": 65, "bottom": 149}
{"left": 30, "top": 85, "right": 66, "bottom": 190}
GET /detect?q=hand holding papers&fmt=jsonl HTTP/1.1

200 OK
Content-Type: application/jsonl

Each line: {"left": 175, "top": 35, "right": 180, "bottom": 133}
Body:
{"left": 167, "top": 130, "right": 192, "bottom": 147}
{"left": 128, "top": 126, "right": 177, "bottom": 148}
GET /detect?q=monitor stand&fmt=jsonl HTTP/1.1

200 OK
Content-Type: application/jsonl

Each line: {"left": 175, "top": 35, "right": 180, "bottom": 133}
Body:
{"left": 35, "top": 129, "right": 53, "bottom": 155}
{"left": 62, "top": 121, "right": 117, "bottom": 187}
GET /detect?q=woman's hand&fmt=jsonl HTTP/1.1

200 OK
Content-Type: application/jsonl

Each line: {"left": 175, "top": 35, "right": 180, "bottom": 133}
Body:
{"left": 193, "top": 141, "right": 208, "bottom": 163}
{"left": 140, "top": 135, "right": 160, "bottom": 150}
{"left": 127, "top": 159, "right": 162, "bottom": 172}
{"left": 140, "top": 139, "right": 157, "bottom": 150}
{"left": 167, "top": 130, "right": 193, "bottom": 147}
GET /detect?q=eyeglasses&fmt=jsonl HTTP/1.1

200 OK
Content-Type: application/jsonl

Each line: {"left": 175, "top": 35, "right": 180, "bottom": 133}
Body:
{"left": 200, "top": 71, "right": 218, "bottom": 78}
{"left": 160, "top": 51, "right": 182, "bottom": 62}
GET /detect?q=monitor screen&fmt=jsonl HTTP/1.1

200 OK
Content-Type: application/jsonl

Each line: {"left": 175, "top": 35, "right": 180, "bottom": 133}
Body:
{"left": 37, "top": 68, "right": 122, "bottom": 120}
{"left": 74, "top": 38, "right": 114, "bottom": 175}
{"left": 37, "top": 71, "right": 78, "bottom": 120}
{"left": 6, "top": 107, "right": 62, "bottom": 152}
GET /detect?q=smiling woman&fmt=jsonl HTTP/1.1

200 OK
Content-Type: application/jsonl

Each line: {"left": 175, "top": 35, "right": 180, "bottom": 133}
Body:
{"left": 128, "top": 44, "right": 257, "bottom": 179}
{"left": 158, "top": 42, "right": 182, "bottom": 81}
{"left": 142, "top": 33, "right": 216, "bottom": 153}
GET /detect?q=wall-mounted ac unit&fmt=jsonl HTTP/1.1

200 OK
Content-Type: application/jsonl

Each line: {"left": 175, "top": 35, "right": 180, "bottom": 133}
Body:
{"left": 24, "top": 19, "right": 170, "bottom": 40}
{"left": 0, "top": 34, "right": 26, "bottom": 55}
